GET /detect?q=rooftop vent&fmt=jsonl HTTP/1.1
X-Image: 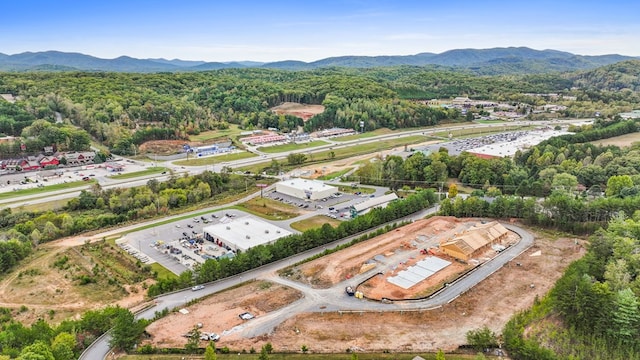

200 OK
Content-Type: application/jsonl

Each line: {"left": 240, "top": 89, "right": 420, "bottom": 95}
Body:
{"left": 246, "top": 235, "right": 250, "bottom": 239}
{"left": 265, "top": 230, "right": 269, "bottom": 234}
{"left": 245, "top": 221, "right": 249, "bottom": 225}
{"left": 226, "top": 226, "right": 230, "bottom": 230}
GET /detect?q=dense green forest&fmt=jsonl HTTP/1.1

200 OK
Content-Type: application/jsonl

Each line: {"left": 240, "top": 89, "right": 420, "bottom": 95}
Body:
{"left": 1, "top": 62, "right": 639, "bottom": 157}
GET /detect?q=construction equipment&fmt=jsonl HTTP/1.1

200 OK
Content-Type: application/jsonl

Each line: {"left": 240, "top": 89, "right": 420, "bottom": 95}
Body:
{"left": 345, "top": 286, "right": 355, "bottom": 296}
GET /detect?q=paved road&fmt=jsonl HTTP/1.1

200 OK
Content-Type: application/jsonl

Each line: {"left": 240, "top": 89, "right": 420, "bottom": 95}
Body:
{"left": 79, "top": 205, "right": 534, "bottom": 360}
{"left": 2, "top": 119, "right": 589, "bottom": 209}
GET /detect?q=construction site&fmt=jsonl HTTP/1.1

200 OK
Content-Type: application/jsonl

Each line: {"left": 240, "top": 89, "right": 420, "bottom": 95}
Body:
{"left": 291, "top": 216, "right": 521, "bottom": 300}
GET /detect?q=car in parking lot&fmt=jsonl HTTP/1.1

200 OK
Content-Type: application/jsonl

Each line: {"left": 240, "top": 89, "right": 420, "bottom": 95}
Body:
{"left": 187, "top": 224, "right": 193, "bottom": 228}
{"left": 192, "top": 285, "right": 205, "bottom": 291}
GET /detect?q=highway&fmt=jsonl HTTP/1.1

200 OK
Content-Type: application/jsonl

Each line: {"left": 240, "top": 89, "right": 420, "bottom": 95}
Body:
{"left": 0, "top": 119, "right": 589, "bottom": 209}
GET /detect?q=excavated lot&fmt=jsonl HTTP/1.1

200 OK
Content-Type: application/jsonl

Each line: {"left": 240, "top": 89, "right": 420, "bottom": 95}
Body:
{"left": 142, "top": 217, "right": 586, "bottom": 353}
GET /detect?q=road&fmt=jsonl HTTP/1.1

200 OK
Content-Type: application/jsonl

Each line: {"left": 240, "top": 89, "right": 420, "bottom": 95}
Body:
{"left": 79, "top": 204, "right": 533, "bottom": 360}
{"left": 1, "top": 119, "right": 589, "bottom": 209}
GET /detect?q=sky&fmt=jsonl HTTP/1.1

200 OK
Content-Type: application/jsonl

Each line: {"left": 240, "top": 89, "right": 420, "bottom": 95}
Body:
{"left": 1, "top": 0, "right": 639, "bottom": 62}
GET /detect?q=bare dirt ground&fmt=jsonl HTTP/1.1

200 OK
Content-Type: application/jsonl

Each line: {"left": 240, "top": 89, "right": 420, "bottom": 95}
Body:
{"left": 143, "top": 281, "right": 303, "bottom": 348}
{"left": 271, "top": 102, "right": 325, "bottom": 122}
{"left": 142, "top": 218, "right": 585, "bottom": 353}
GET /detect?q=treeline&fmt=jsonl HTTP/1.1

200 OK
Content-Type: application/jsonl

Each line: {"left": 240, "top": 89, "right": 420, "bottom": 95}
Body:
{"left": 2, "top": 66, "right": 622, "bottom": 156}
{"left": 0, "top": 119, "right": 92, "bottom": 159}
{"left": 147, "top": 189, "right": 438, "bottom": 296}
{"left": 351, "top": 119, "right": 640, "bottom": 199}
{"left": 502, "top": 214, "right": 640, "bottom": 359}
{"left": 0, "top": 305, "right": 144, "bottom": 359}
{"left": 0, "top": 172, "right": 253, "bottom": 268}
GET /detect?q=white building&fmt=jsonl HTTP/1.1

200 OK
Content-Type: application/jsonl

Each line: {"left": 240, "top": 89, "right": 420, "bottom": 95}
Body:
{"left": 352, "top": 193, "right": 399, "bottom": 215}
{"left": 202, "top": 216, "right": 292, "bottom": 253}
{"left": 275, "top": 178, "right": 337, "bottom": 200}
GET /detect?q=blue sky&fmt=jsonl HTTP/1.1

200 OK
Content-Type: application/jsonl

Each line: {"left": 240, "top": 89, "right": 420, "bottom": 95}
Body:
{"left": 2, "top": 0, "right": 639, "bottom": 62}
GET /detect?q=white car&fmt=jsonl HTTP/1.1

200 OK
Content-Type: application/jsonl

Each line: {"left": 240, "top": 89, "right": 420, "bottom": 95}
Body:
{"left": 192, "top": 285, "right": 205, "bottom": 291}
{"left": 239, "top": 312, "right": 254, "bottom": 320}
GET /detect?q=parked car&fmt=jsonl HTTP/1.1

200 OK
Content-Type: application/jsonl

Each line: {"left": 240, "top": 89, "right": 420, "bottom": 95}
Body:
{"left": 187, "top": 224, "right": 194, "bottom": 228}
{"left": 238, "top": 312, "right": 254, "bottom": 320}
{"left": 192, "top": 285, "right": 205, "bottom": 291}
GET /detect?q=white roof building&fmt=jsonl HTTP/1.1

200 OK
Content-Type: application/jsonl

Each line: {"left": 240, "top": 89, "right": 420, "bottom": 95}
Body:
{"left": 352, "top": 193, "right": 399, "bottom": 214}
{"left": 275, "top": 178, "right": 337, "bottom": 200}
{"left": 202, "top": 216, "right": 292, "bottom": 253}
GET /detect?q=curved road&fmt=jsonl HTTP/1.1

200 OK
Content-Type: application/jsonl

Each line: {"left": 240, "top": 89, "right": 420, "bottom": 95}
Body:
{"left": 80, "top": 207, "right": 533, "bottom": 359}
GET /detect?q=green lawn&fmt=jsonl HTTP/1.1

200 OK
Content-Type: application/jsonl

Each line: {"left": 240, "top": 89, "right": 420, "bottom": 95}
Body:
{"left": 316, "top": 168, "right": 353, "bottom": 180}
{"left": 173, "top": 151, "right": 257, "bottom": 166}
{"left": 474, "top": 119, "right": 506, "bottom": 124}
{"left": 258, "top": 140, "right": 328, "bottom": 153}
{"left": 189, "top": 124, "right": 243, "bottom": 142}
{"left": 0, "top": 179, "right": 94, "bottom": 201}
{"left": 434, "top": 125, "right": 533, "bottom": 139}
{"left": 107, "top": 167, "right": 167, "bottom": 179}
{"left": 238, "top": 135, "right": 427, "bottom": 175}
{"left": 331, "top": 128, "right": 394, "bottom": 142}
{"left": 290, "top": 215, "right": 341, "bottom": 232}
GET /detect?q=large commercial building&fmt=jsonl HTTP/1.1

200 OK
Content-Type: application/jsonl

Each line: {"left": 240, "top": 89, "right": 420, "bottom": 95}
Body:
{"left": 202, "top": 216, "right": 292, "bottom": 253}
{"left": 275, "top": 178, "right": 337, "bottom": 200}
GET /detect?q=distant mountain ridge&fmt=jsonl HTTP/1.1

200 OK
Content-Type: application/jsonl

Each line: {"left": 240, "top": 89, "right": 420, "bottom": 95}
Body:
{"left": 0, "top": 47, "right": 637, "bottom": 74}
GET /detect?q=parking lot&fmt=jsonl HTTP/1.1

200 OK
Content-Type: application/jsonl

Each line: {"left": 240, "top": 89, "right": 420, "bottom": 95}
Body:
{"left": 124, "top": 210, "right": 244, "bottom": 274}
{"left": 120, "top": 182, "right": 390, "bottom": 275}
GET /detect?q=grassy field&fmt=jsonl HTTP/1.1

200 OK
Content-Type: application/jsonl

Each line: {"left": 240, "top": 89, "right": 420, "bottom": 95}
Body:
{"left": 590, "top": 132, "right": 640, "bottom": 147}
{"left": 189, "top": 124, "right": 244, "bottom": 142}
{"left": 119, "top": 352, "right": 477, "bottom": 360}
{"left": 258, "top": 140, "right": 329, "bottom": 153}
{"left": 238, "top": 135, "right": 427, "bottom": 174}
{"left": 331, "top": 128, "right": 394, "bottom": 142}
{"left": 0, "top": 179, "right": 94, "bottom": 201}
{"left": 234, "top": 197, "right": 301, "bottom": 220}
{"left": 107, "top": 167, "right": 167, "bottom": 180}
{"left": 474, "top": 119, "right": 506, "bottom": 124}
{"left": 433, "top": 125, "right": 533, "bottom": 139}
{"left": 290, "top": 215, "right": 341, "bottom": 232}
{"left": 173, "top": 151, "right": 257, "bottom": 166}
{"left": 316, "top": 168, "right": 353, "bottom": 180}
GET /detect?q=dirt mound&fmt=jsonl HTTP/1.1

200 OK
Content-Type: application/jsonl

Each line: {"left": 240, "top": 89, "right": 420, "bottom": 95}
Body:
{"left": 271, "top": 102, "right": 325, "bottom": 122}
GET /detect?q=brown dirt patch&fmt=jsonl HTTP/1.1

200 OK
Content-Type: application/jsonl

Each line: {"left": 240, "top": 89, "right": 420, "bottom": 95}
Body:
{"left": 141, "top": 218, "right": 586, "bottom": 353}
{"left": 143, "top": 281, "right": 303, "bottom": 348}
{"left": 271, "top": 102, "right": 325, "bottom": 122}
{"left": 225, "top": 229, "right": 585, "bottom": 353}
{"left": 288, "top": 217, "right": 494, "bottom": 296}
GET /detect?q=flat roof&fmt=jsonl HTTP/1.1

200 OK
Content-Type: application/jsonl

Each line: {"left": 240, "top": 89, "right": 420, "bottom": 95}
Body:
{"left": 277, "top": 178, "right": 337, "bottom": 193}
{"left": 203, "top": 216, "right": 292, "bottom": 250}
{"left": 353, "top": 193, "right": 398, "bottom": 212}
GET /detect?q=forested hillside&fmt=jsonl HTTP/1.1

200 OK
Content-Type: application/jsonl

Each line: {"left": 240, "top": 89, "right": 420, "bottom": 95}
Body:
{"left": 3, "top": 63, "right": 638, "bottom": 158}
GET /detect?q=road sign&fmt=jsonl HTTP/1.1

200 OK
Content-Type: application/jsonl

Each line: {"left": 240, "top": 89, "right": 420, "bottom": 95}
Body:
{"left": 256, "top": 183, "right": 268, "bottom": 188}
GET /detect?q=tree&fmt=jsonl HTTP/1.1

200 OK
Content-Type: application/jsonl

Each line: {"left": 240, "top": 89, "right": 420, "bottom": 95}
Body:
{"left": 287, "top": 153, "right": 306, "bottom": 165}
{"left": 51, "top": 332, "right": 76, "bottom": 360}
{"left": 466, "top": 325, "right": 498, "bottom": 352}
{"left": 301, "top": 344, "right": 309, "bottom": 353}
{"left": 610, "top": 288, "right": 640, "bottom": 342}
{"left": 448, "top": 183, "right": 458, "bottom": 198}
{"left": 204, "top": 343, "right": 217, "bottom": 360}
{"left": 17, "top": 341, "right": 54, "bottom": 360}
{"left": 185, "top": 324, "right": 201, "bottom": 354}
{"left": 606, "top": 175, "right": 634, "bottom": 197}
{"left": 109, "top": 309, "right": 144, "bottom": 351}
{"left": 258, "top": 345, "right": 270, "bottom": 360}
{"left": 435, "top": 349, "right": 446, "bottom": 360}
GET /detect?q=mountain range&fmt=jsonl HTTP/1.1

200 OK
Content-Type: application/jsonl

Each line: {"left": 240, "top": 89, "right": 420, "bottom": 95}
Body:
{"left": 0, "top": 47, "right": 637, "bottom": 74}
